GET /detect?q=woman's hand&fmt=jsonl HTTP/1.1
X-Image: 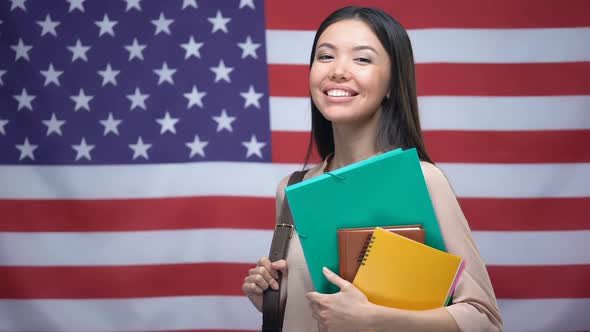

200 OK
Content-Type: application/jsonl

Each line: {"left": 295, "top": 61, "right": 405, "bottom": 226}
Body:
{"left": 242, "top": 256, "right": 288, "bottom": 312}
{"left": 306, "top": 267, "right": 374, "bottom": 331}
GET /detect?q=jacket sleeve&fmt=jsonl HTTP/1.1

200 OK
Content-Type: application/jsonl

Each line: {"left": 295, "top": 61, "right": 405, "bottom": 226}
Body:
{"left": 422, "top": 162, "right": 503, "bottom": 332}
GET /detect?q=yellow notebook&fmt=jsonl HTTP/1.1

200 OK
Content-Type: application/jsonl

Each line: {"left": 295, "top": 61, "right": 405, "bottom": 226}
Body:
{"left": 353, "top": 227, "right": 465, "bottom": 310}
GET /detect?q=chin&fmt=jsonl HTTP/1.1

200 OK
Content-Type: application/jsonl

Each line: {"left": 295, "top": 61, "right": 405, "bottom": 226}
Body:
{"left": 320, "top": 111, "right": 366, "bottom": 125}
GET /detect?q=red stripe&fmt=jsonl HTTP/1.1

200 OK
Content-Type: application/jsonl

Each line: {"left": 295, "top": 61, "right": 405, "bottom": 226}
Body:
{"left": 271, "top": 131, "right": 319, "bottom": 164}
{"left": 0, "top": 264, "right": 587, "bottom": 299}
{"left": 269, "top": 65, "right": 310, "bottom": 97}
{"left": 489, "top": 265, "right": 590, "bottom": 299}
{"left": 0, "top": 197, "right": 275, "bottom": 232}
{"left": 416, "top": 63, "right": 590, "bottom": 96}
{"left": 272, "top": 130, "right": 590, "bottom": 164}
{"left": 0, "top": 264, "right": 250, "bottom": 299}
{"left": 461, "top": 198, "right": 590, "bottom": 231}
{"left": 269, "top": 63, "right": 590, "bottom": 97}
{"left": 2, "top": 197, "right": 588, "bottom": 233}
{"left": 265, "top": 0, "right": 590, "bottom": 29}
{"left": 424, "top": 130, "right": 590, "bottom": 163}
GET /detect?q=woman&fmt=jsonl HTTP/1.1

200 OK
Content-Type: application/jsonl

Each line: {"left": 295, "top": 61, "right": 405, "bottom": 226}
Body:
{"left": 242, "top": 6, "right": 503, "bottom": 332}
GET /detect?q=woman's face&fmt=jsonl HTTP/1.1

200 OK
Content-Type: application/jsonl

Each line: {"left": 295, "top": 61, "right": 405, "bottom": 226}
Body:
{"left": 310, "top": 19, "right": 391, "bottom": 125}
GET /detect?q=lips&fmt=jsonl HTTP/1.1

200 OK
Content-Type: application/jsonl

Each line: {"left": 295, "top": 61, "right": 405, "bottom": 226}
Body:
{"left": 322, "top": 86, "right": 359, "bottom": 98}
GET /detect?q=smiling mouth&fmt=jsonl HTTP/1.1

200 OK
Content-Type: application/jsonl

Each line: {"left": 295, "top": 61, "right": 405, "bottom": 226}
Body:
{"left": 323, "top": 89, "right": 358, "bottom": 97}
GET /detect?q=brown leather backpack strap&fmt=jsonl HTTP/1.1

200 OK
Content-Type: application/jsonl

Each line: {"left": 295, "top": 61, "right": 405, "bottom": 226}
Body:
{"left": 262, "top": 170, "right": 308, "bottom": 332}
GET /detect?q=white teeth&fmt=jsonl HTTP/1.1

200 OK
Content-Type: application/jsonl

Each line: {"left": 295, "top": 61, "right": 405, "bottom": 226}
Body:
{"left": 326, "top": 89, "right": 352, "bottom": 97}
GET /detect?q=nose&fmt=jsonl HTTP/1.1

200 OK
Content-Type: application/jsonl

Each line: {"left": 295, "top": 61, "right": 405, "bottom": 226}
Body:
{"left": 329, "top": 58, "right": 350, "bottom": 82}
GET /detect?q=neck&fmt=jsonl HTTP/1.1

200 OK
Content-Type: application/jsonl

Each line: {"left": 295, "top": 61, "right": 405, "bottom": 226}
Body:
{"left": 328, "top": 113, "right": 381, "bottom": 171}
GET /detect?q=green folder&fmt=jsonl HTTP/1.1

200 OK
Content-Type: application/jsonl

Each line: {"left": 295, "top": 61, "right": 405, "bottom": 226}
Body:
{"left": 285, "top": 148, "right": 447, "bottom": 294}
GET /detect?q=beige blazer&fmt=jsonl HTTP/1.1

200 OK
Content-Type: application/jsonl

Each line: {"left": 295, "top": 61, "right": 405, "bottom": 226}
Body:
{"left": 275, "top": 158, "right": 503, "bottom": 332}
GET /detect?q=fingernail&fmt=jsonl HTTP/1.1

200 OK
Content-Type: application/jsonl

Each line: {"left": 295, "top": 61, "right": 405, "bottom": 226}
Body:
{"left": 272, "top": 281, "right": 279, "bottom": 290}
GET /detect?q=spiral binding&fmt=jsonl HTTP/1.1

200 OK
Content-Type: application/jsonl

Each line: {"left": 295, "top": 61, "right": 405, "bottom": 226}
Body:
{"left": 358, "top": 232, "right": 377, "bottom": 265}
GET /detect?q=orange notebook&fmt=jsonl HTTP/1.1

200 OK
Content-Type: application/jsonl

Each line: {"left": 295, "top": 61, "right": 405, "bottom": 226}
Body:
{"left": 337, "top": 225, "right": 425, "bottom": 282}
{"left": 353, "top": 227, "right": 465, "bottom": 310}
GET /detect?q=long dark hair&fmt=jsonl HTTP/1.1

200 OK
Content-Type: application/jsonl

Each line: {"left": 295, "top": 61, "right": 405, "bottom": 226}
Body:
{"left": 305, "top": 6, "right": 433, "bottom": 165}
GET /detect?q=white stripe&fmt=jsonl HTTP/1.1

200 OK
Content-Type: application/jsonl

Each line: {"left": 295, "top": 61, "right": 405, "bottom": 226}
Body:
{"left": 0, "top": 297, "right": 587, "bottom": 332}
{"left": 1, "top": 163, "right": 589, "bottom": 199}
{"left": 0, "top": 229, "right": 273, "bottom": 266}
{"left": 438, "top": 163, "right": 590, "bottom": 198}
{"left": 270, "top": 96, "right": 590, "bottom": 131}
{"left": 475, "top": 231, "right": 590, "bottom": 266}
{"left": 1, "top": 229, "right": 588, "bottom": 266}
{"left": 0, "top": 297, "right": 260, "bottom": 332}
{"left": 266, "top": 28, "right": 590, "bottom": 64}
{"left": 270, "top": 97, "right": 311, "bottom": 131}
{"left": 0, "top": 162, "right": 300, "bottom": 199}
{"left": 410, "top": 28, "right": 590, "bottom": 63}
{"left": 498, "top": 299, "right": 590, "bottom": 332}
{"left": 418, "top": 96, "right": 590, "bottom": 130}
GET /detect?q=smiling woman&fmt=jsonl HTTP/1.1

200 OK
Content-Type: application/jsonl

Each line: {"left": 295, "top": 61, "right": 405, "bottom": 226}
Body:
{"left": 242, "top": 6, "right": 503, "bottom": 332}
{"left": 305, "top": 8, "right": 434, "bottom": 171}
{"left": 309, "top": 19, "right": 391, "bottom": 129}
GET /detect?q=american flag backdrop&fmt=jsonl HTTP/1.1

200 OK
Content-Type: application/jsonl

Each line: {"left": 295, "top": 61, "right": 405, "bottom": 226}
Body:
{"left": 0, "top": 0, "right": 589, "bottom": 331}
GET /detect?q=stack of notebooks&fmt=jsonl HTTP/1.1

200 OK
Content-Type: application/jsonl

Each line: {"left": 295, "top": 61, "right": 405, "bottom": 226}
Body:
{"left": 350, "top": 227, "right": 464, "bottom": 310}
{"left": 285, "top": 148, "right": 465, "bottom": 309}
{"left": 337, "top": 224, "right": 425, "bottom": 283}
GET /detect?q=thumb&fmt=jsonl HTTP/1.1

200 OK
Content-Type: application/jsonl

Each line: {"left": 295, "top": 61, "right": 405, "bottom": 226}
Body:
{"left": 322, "top": 266, "right": 350, "bottom": 290}
{"left": 271, "top": 259, "right": 288, "bottom": 273}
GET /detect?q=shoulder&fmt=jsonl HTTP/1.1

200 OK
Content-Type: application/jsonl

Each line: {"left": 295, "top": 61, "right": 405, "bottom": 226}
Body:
{"left": 420, "top": 161, "right": 448, "bottom": 187}
{"left": 275, "top": 163, "right": 322, "bottom": 206}
{"left": 419, "top": 161, "right": 457, "bottom": 202}
{"left": 419, "top": 161, "right": 470, "bottom": 235}
{"left": 275, "top": 174, "right": 291, "bottom": 203}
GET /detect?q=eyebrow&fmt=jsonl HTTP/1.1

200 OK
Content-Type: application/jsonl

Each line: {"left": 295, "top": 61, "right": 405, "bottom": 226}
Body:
{"left": 316, "top": 42, "right": 378, "bottom": 54}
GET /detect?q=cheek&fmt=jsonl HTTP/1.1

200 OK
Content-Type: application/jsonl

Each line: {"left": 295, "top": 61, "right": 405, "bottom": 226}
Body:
{"left": 379, "top": 71, "right": 391, "bottom": 91}
{"left": 309, "top": 64, "right": 324, "bottom": 89}
{"left": 359, "top": 69, "right": 383, "bottom": 86}
{"left": 309, "top": 66, "right": 326, "bottom": 103}
{"left": 364, "top": 71, "right": 390, "bottom": 100}
{"left": 377, "top": 69, "right": 391, "bottom": 95}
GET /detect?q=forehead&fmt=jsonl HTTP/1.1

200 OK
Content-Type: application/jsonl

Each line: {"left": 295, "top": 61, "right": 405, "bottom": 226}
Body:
{"left": 317, "top": 19, "right": 383, "bottom": 49}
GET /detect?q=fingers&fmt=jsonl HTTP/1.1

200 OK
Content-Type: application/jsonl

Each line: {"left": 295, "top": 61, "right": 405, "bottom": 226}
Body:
{"left": 308, "top": 297, "right": 328, "bottom": 331}
{"left": 308, "top": 297, "right": 322, "bottom": 320}
{"left": 311, "top": 308, "right": 323, "bottom": 325}
{"left": 271, "top": 259, "right": 288, "bottom": 274}
{"left": 245, "top": 273, "right": 272, "bottom": 292}
{"left": 243, "top": 257, "right": 282, "bottom": 294}
{"left": 322, "top": 266, "right": 351, "bottom": 290}
{"left": 257, "top": 256, "right": 279, "bottom": 279}
{"left": 306, "top": 291, "right": 325, "bottom": 304}
{"left": 242, "top": 257, "right": 288, "bottom": 301}
{"left": 242, "top": 277, "right": 264, "bottom": 295}
{"left": 249, "top": 266, "right": 279, "bottom": 291}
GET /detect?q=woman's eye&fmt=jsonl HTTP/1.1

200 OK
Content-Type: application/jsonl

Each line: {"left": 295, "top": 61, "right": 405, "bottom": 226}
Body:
{"left": 355, "top": 57, "right": 372, "bottom": 64}
{"left": 317, "top": 54, "right": 333, "bottom": 61}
